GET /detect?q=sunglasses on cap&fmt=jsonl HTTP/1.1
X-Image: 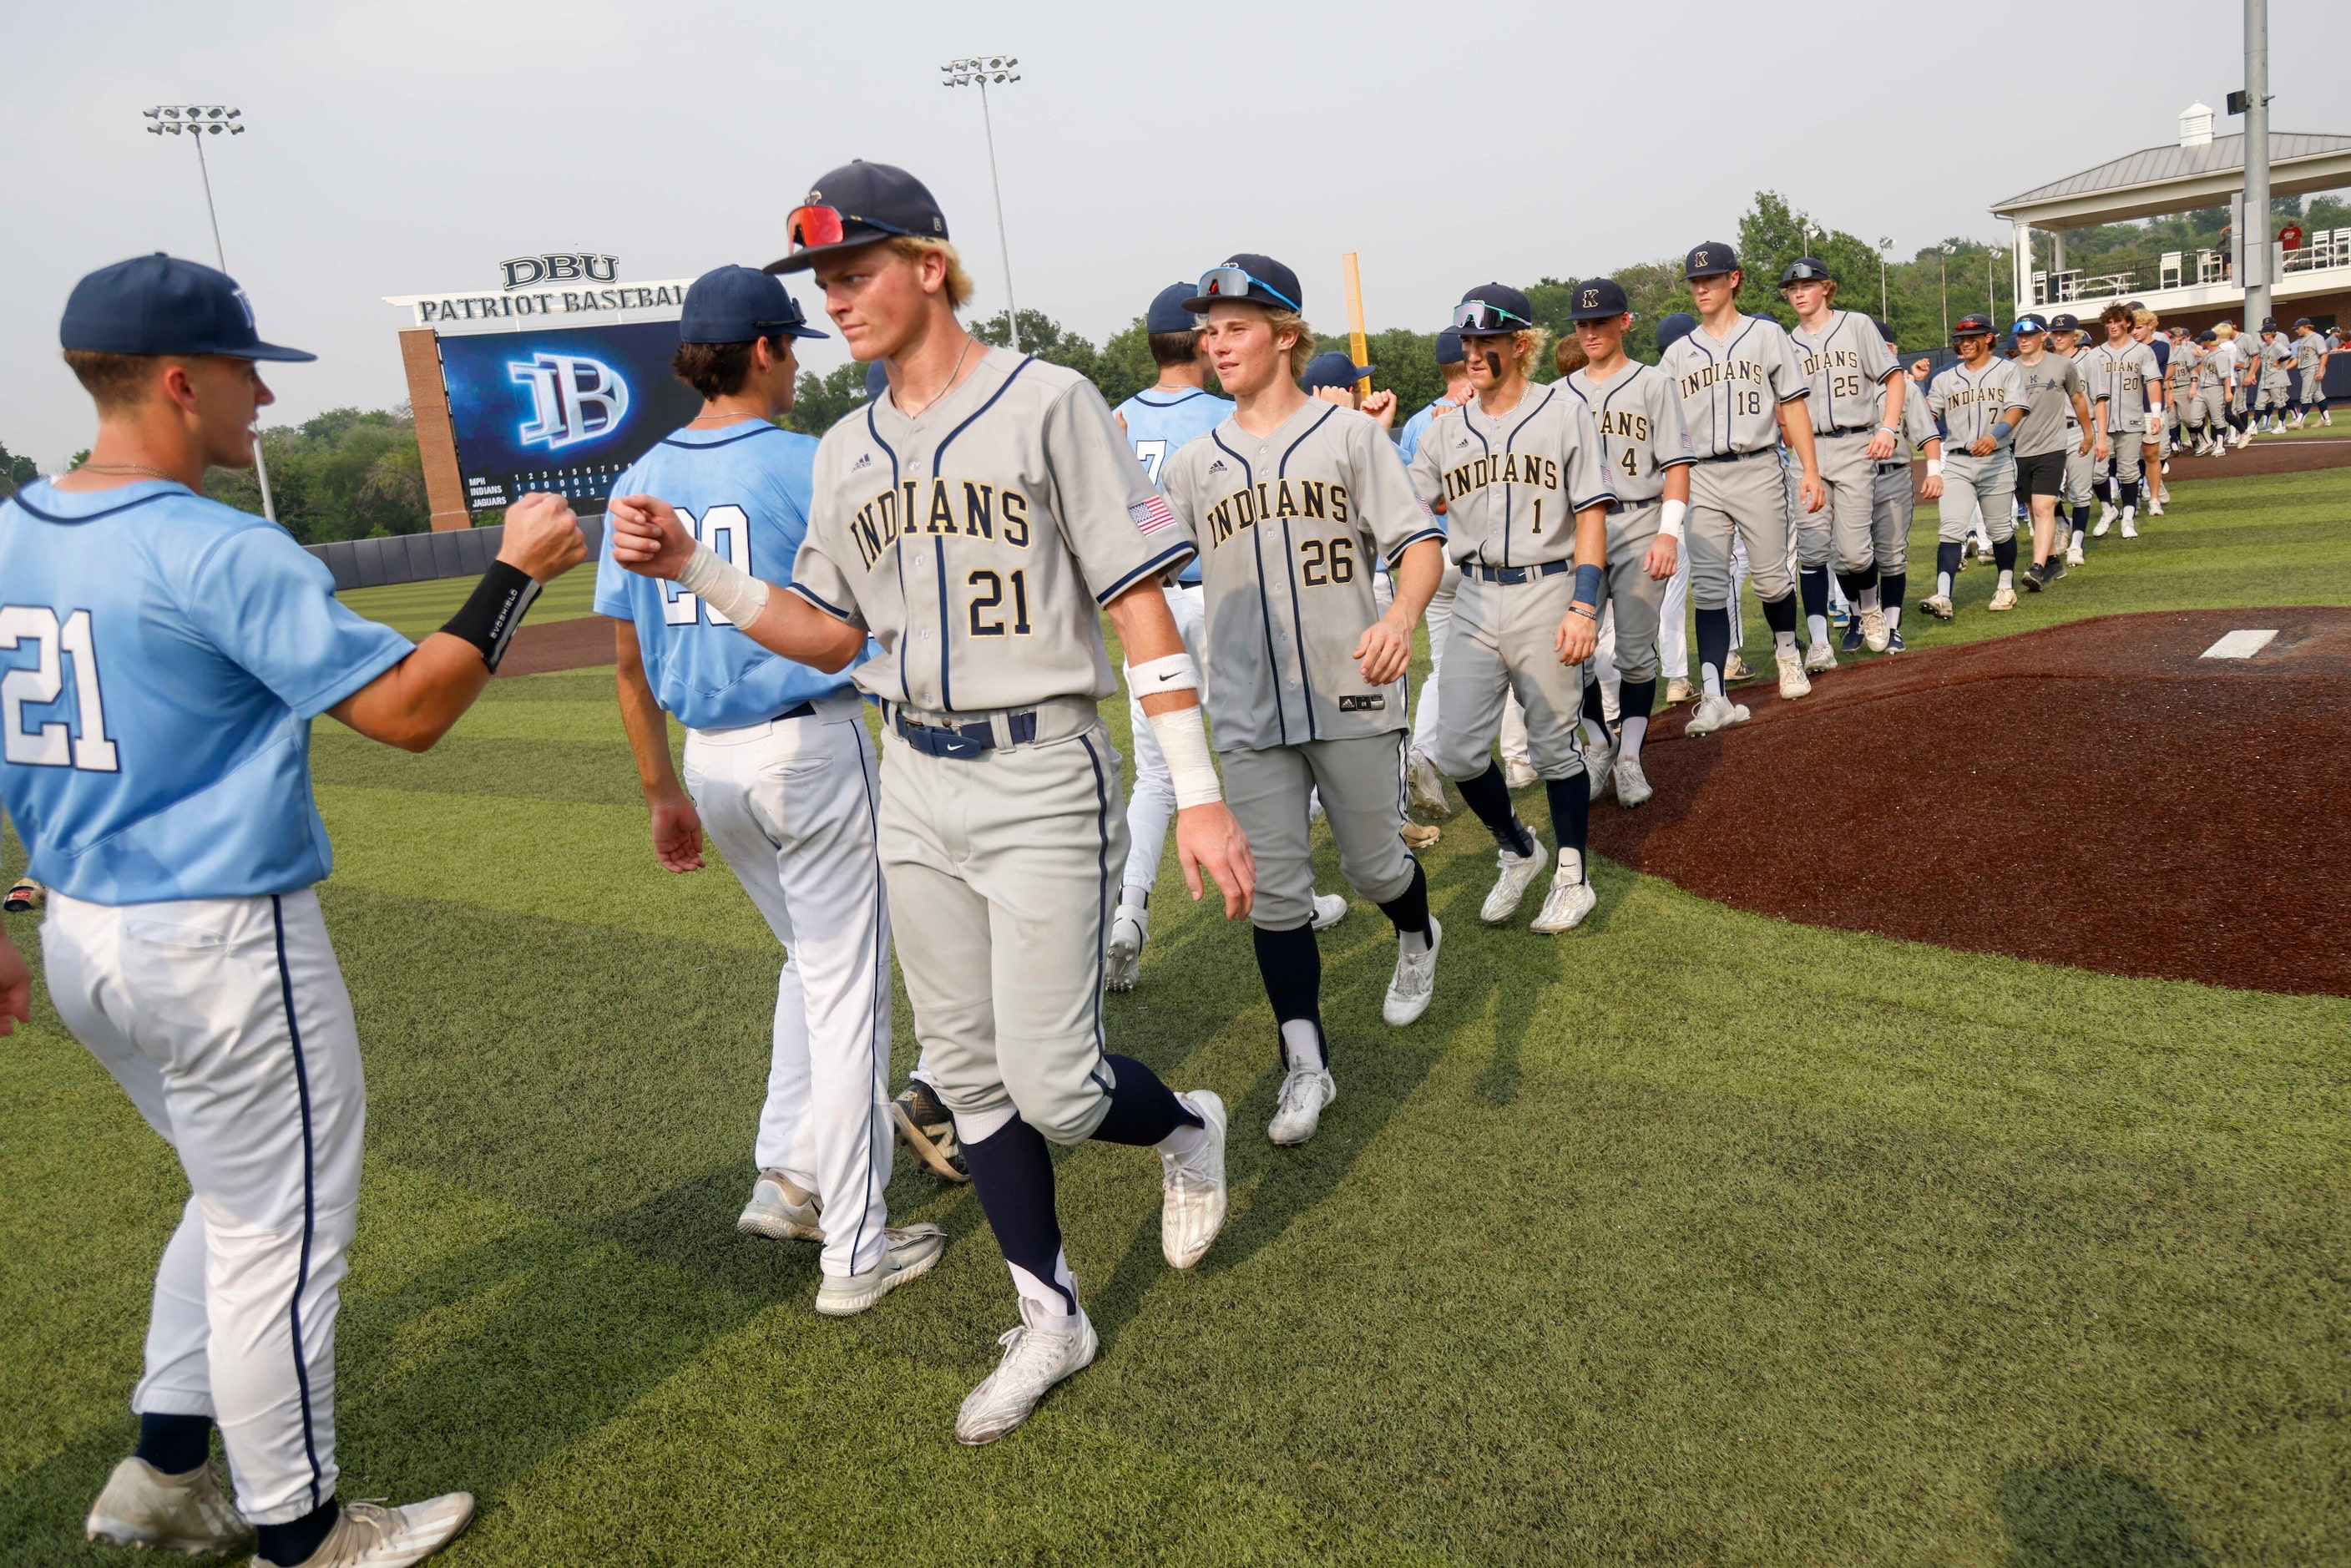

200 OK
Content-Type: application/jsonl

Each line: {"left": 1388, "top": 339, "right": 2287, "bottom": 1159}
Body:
{"left": 1450, "top": 298, "right": 1532, "bottom": 334}
{"left": 1196, "top": 265, "right": 1301, "bottom": 312}
{"left": 783, "top": 204, "right": 926, "bottom": 255}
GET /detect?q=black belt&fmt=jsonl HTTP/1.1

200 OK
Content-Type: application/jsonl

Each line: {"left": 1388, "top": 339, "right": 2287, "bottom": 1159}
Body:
{"left": 1823, "top": 424, "right": 1879, "bottom": 438}
{"left": 1697, "top": 448, "right": 1774, "bottom": 464}
{"left": 775, "top": 701, "right": 817, "bottom": 722}
{"left": 889, "top": 706, "right": 1037, "bottom": 759}
{"left": 1464, "top": 559, "right": 1570, "bottom": 585}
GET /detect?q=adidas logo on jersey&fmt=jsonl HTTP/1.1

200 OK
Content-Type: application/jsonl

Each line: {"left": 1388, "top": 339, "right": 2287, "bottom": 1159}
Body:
{"left": 1207, "top": 458, "right": 1227, "bottom": 474}
{"left": 851, "top": 453, "right": 873, "bottom": 472}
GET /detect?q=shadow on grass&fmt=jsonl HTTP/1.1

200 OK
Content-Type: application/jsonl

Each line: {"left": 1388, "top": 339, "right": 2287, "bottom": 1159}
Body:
{"left": 1997, "top": 1464, "right": 2203, "bottom": 1567}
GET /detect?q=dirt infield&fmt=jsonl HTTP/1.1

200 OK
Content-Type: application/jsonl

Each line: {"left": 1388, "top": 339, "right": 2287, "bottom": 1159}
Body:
{"left": 496, "top": 614, "right": 614, "bottom": 677}
{"left": 1595, "top": 608, "right": 2351, "bottom": 997}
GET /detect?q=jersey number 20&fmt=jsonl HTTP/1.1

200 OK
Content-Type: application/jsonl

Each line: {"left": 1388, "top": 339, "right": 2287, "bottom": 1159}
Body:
{"left": 663, "top": 506, "right": 751, "bottom": 626}
{"left": 0, "top": 606, "right": 120, "bottom": 771}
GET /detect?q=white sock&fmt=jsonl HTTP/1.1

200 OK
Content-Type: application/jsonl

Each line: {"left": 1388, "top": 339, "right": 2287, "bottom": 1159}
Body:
{"left": 1398, "top": 923, "right": 1429, "bottom": 956}
{"left": 1558, "top": 846, "right": 1585, "bottom": 885}
{"left": 1583, "top": 718, "right": 1610, "bottom": 751}
{"left": 1158, "top": 1107, "right": 1210, "bottom": 1160}
{"left": 1620, "top": 712, "right": 1648, "bottom": 762}
{"left": 2122, "top": 506, "right": 2136, "bottom": 522}
{"left": 1884, "top": 603, "right": 1903, "bottom": 631}
{"left": 1937, "top": 570, "right": 1953, "bottom": 598}
{"left": 1280, "top": 1017, "right": 1325, "bottom": 1073}
{"left": 1806, "top": 613, "right": 1828, "bottom": 645}
{"left": 1772, "top": 630, "right": 1797, "bottom": 657}
{"left": 1008, "top": 1254, "right": 1080, "bottom": 1318}
{"left": 1701, "top": 663, "right": 1724, "bottom": 700}
{"left": 2070, "top": 528, "right": 2086, "bottom": 547}
{"left": 1998, "top": 569, "right": 2014, "bottom": 590}
{"left": 1858, "top": 585, "right": 1881, "bottom": 611}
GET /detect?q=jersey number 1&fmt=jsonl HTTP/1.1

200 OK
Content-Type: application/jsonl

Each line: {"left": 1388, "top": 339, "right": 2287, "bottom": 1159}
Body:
{"left": 0, "top": 606, "right": 120, "bottom": 771}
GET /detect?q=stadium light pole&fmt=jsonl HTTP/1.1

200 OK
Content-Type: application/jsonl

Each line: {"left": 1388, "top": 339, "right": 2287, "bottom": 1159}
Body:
{"left": 1987, "top": 245, "right": 2002, "bottom": 321}
{"left": 941, "top": 55, "right": 1023, "bottom": 353}
{"left": 1878, "top": 236, "right": 1893, "bottom": 324}
{"left": 1938, "top": 243, "right": 1954, "bottom": 343}
{"left": 2242, "top": 0, "right": 2273, "bottom": 331}
{"left": 144, "top": 104, "right": 277, "bottom": 525}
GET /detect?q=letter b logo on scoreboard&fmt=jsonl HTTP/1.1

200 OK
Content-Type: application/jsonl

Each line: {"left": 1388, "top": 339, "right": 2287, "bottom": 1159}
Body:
{"left": 509, "top": 352, "right": 631, "bottom": 451}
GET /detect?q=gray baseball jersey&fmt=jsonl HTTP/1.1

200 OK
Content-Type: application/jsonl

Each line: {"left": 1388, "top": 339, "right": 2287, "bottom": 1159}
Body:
{"left": 1404, "top": 382, "right": 1616, "bottom": 569}
{"left": 1787, "top": 310, "right": 1901, "bottom": 433}
{"left": 2090, "top": 340, "right": 2161, "bottom": 430}
{"left": 1660, "top": 315, "right": 1810, "bottom": 458}
{"left": 2194, "top": 344, "right": 2229, "bottom": 389}
{"left": 787, "top": 346, "right": 1192, "bottom": 714}
{"left": 2292, "top": 333, "right": 2323, "bottom": 375}
{"left": 2166, "top": 344, "right": 2201, "bottom": 402}
{"left": 1900, "top": 367, "right": 1941, "bottom": 449}
{"left": 1562, "top": 361, "right": 1696, "bottom": 503}
{"left": 2052, "top": 349, "right": 2100, "bottom": 430}
{"left": 1927, "top": 357, "right": 2028, "bottom": 448}
{"left": 2010, "top": 354, "right": 2087, "bottom": 458}
{"left": 1160, "top": 399, "right": 1443, "bottom": 752}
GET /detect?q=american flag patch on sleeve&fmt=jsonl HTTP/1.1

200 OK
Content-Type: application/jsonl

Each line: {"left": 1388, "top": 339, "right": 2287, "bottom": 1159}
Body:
{"left": 1130, "top": 495, "right": 1178, "bottom": 536}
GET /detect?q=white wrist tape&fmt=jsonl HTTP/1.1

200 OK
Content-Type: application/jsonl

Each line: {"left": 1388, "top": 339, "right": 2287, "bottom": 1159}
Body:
{"left": 1658, "top": 498, "right": 1688, "bottom": 542}
{"left": 1145, "top": 702, "right": 1222, "bottom": 809}
{"left": 1126, "top": 651, "right": 1200, "bottom": 694}
{"left": 1925, "top": 458, "right": 1943, "bottom": 478}
{"left": 678, "top": 539, "right": 770, "bottom": 628}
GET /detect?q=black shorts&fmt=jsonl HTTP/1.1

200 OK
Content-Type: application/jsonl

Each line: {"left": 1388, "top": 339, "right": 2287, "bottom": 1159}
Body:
{"left": 2014, "top": 449, "right": 2066, "bottom": 498}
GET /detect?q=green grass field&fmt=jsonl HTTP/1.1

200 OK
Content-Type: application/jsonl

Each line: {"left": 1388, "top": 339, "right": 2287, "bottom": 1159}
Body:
{"left": 5, "top": 469, "right": 2348, "bottom": 1565}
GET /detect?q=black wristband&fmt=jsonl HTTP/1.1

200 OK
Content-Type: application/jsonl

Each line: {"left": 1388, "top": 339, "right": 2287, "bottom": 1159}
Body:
{"left": 442, "top": 560, "right": 542, "bottom": 672}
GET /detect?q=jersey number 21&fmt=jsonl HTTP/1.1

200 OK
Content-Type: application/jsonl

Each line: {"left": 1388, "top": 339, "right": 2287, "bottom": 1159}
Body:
{"left": 0, "top": 606, "right": 120, "bottom": 771}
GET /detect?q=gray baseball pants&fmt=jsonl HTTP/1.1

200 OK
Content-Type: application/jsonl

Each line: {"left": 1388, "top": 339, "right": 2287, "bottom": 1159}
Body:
{"left": 1429, "top": 571, "right": 1590, "bottom": 784}
{"left": 1687, "top": 453, "right": 1794, "bottom": 609}
{"left": 1590, "top": 500, "right": 1667, "bottom": 684}
{"left": 1221, "top": 732, "right": 1416, "bottom": 931}
{"left": 1869, "top": 459, "right": 1914, "bottom": 572}
{"left": 1795, "top": 431, "right": 1876, "bottom": 574}
{"left": 1937, "top": 451, "right": 2017, "bottom": 544}
{"left": 2099, "top": 431, "right": 2145, "bottom": 487}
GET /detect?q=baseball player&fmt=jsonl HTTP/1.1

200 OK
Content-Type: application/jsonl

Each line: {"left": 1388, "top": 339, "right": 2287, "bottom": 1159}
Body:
{"left": 1157, "top": 254, "right": 1445, "bottom": 1142}
{"left": 2046, "top": 313, "right": 2104, "bottom": 566}
{"left": 2190, "top": 329, "right": 2231, "bottom": 455}
{"left": 1399, "top": 330, "right": 1469, "bottom": 813}
{"left": 4, "top": 254, "right": 587, "bottom": 1564}
{"left": 1560, "top": 277, "right": 1692, "bottom": 807}
{"left": 1840, "top": 316, "right": 1937, "bottom": 654}
{"left": 596, "top": 265, "right": 950, "bottom": 1309}
{"left": 2088, "top": 304, "right": 2160, "bottom": 539}
{"left": 2216, "top": 321, "right": 2253, "bottom": 445}
{"left": 1651, "top": 311, "right": 1700, "bottom": 701}
{"left": 2005, "top": 314, "right": 2096, "bottom": 592}
{"left": 1918, "top": 313, "right": 2028, "bottom": 620}
{"left": 1779, "top": 258, "right": 1906, "bottom": 674}
{"left": 2291, "top": 318, "right": 2327, "bottom": 425}
{"left": 610, "top": 160, "right": 1250, "bottom": 1446}
{"left": 1407, "top": 283, "right": 1617, "bottom": 932}
{"left": 2130, "top": 310, "right": 2171, "bottom": 513}
{"left": 2254, "top": 317, "right": 2295, "bottom": 433}
{"left": 1658, "top": 243, "right": 1824, "bottom": 736}
{"left": 2165, "top": 325, "right": 2206, "bottom": 455}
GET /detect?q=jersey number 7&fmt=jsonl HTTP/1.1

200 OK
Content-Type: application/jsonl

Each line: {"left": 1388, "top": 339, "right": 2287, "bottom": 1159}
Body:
{"left": 1, "top": 606, "right": 120, "bottom": 771}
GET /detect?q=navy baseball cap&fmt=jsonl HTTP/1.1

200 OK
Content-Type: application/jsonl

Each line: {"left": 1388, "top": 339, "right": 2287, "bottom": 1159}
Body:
{"left": 2013, "top": 313, "right": 2048, "bottom": 336}
{"left": 679, "top": 266, "right": 827, "bottom": 344}
{"left": 2049, "top": 311, "right": 2082, "bottom": 332}
{"left": 1453, "top": 283, "right": 1534, "bottom": 336}
{"left": 1569, "top": 278, "right": 1630, "bottom": 321}
{"left": 1302, "top": 351, "right": 1372, "bottom": 391}
{"left": 2261, "top": 316, "right": 2279, "bottom": 331}
{"left": 1186, "top": 254, "right": 1302, "bottom": 314}
{"left": 766, "top": 160, "right": 948, "bottom": 275}
{"left": 1684, "top": 242, "right": 1738, "bottom": 280}
{"left": 1873, "top": 317, "right": 1898, "bottom": 345}
{"left": 1953, "top": 312, "right": 1995, "bottom": 338}
{"left": 1434, "top": 328, "right": 1465, "bottom": 366}
{"left": 1145, "top": 283, "right": 1197, "bottom": 335}
{"left": 2197, "top": 330, "right": 2217, "bottom": 343}
{"left": 2293, "top": 316, "right": 2313, "bottom": 329}
{"left": 61, "top": 253, "right": 313, "bottom": 362}
{"left": 1656, "top": 311, "right": 1698, "bottom": 352}
{"left": 1779, "top": 256, "right": 1833, "bottom": 286}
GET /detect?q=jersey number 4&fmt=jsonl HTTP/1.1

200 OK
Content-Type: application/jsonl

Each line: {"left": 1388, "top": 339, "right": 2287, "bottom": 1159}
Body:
{"left": 663, "top": 505, "right": 751, "bottom": 626}
{"left": 0, "top": 606, "right": 120, "bottom": 771}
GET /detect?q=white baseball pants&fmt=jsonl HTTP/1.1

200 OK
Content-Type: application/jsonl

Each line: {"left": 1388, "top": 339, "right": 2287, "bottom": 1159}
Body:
{"left": 1117, "top": 583, "right": 1206, "bottom": 904}
{"left": 43, "top": 887, "right": 360, "bottom": 1525}
{"left": 683, "top": 694, "right": 893, "bottom": 1278}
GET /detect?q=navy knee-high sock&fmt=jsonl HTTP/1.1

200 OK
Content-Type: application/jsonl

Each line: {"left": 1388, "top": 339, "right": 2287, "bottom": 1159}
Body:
{"left": 134, "top": 1413, "right": 213, "bottom": 1475}
{"left": 1835, "top": 568, "right": 1871, "bottom": 603}
{"left": 1761, "top": 591, "right": 1799, "bottom": 635}
{"left": 2070, "top": 503, "right": 2089, "bottom": 538}
{"left": 1378, "top": 857, "right": 1431, "bottom": 942}
{"left": 1799, "top": 565, "right": 1829, "bottom": 622}
{"left": 1580, "top": 675, "right": 1608, "bottom": 731}
{"left": 1545, "top": 771, "right": 1590, "bottom": 880}
{"left": 1455, "top": 761, "right": 1534, "bottom": 856}
{"left": 1993, "top": 535, "right": 2018, "bottom": 572}
{"left": 1090, "top": 1053, "right": 1203, "bottom": 1146}
{"left": 961, "top": 1116, "right": 1078, "bottom": 1314}
{"left": 1696, "top": 605, "right": 1732, "bottom": 680}
{"left": 2092, "top": 478, "right": 2111, "bottom": 504}
{"left": 1250, "top": 921, "right": 1324, "bottom": 1070}
{"left": 1880, "top": 569, "right": 1906, "bottom": 611}
{"left": 255, "top": 1503, "right": 340, "bottom": 1568}
{"left": 1617, "top": 676, "right": 1657, "bottom": 728}
{"left": 2118, "top": 479, "right": 2138, "bottom": 510}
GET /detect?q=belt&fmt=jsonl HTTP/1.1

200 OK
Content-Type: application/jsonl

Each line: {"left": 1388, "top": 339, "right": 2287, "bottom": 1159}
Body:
{"left": 1464, "top": 559, "right": 1570, "bottom": 585}
{"left": 889, "top": 705, "right": 1039, "bottom": 759}
{"left": 1822, "top": 424, "right": 1879, "bottom": 438}
{"left": 1697, "top": 448, "right": 1773, "bottom": 464}
{"left": 774, "top": 701, "right": 817, "bottom": 722}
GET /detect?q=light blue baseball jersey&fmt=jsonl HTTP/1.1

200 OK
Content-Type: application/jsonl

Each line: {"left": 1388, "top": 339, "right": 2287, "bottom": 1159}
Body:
{"left": 594, "top": 422, "right": 862, "bottom": 730}
{"left": 1112, "top": 387, "right": 1231, "bottom": 585}
{"left": 0, "top": 480, "right": 412, "bottom": 904}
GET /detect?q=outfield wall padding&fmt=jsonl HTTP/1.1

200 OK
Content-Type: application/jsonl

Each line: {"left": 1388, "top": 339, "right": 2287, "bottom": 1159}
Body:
{"left": 308, "top": 513, "right": 605, "bottom": 590}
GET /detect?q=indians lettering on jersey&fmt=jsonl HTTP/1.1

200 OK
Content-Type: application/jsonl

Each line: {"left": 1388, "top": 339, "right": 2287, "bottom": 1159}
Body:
{"left": 1795, "top": 346, "right": 1869, "bottom": 381}
{"left": 1939, "top": 384, "right": 2015, "bottom": 411}
{"left": 1674, "top": 359, "right": 1777, "bottom": 399}
{"left": 847, "top": 478, "right": 1034, "bottom": 569}
{"left": 1591, "top": 407, "right": 1653, "bottom": 444}
{"left": 1199, "top": 475, "right": 1351, "bottom": 547}
{"left": 1436, "top": 450, "right": 1563, "bottom": 504}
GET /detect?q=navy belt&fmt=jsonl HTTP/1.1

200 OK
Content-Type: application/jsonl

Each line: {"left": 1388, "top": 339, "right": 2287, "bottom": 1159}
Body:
{"left": 1823, "top": 424, "right": 1878, "bottom": 438}
{"left": 775, "top": 701, "right": 817, "bottom": 722}
{"left": 1465, "top": 559, "right": 1570, "bottom": 585}
{"left": 1697, "top": 448, "right": 1773, "bottom": 464}
{"left": 891, "top": 706, "right": 1037, "bottom": 759}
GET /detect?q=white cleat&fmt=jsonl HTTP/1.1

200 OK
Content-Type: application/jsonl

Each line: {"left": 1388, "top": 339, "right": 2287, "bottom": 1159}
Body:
{"left": 1775, "top": 648, "right": 1813, "bottom": 700}
{"left": 954, "top": 1301, "right": 1098, "bottom": 1447}
{"left": 2065, "top": 541, "right": 2086, "bottom": 567}
{"left": 1159, "top": 1090, "right": 1227, "bottom": 1269}
{"left": 269, "top": 1495, "right": 477, "bottom": 1567}
{"left": 737, "top": 1170, "right": 822, "bottom": 1242}
{"left": 1267, "top": 1067, "right": 1337, "bottom": 1145}
{"left": 1684, "top": 694, "right": 1750, "bottom": 736}
{"left": 1583, "top": 741, "right": 1615, "bottom": 802}
{"left": 86, "top": 1456, "right": 255, "bottom": 1556}
{"left": 1858, "top": 605, "right": 1890, "bottom": 654}
{"left": 2092, "top": 507, "right": 2114, "bottom": 537}
{"left": 1407, "top": 751, "right": 1453, "bottom": 817}
{"left": 1529, "top": 862, "right": 1598, "bottom": 934}
{"left": 2120, "top": 516, "right": 2139, "bottom": 539}
{"left": 1309, "top": 892, "right": 1348, "bottom": 931}
{"left": 1104, "top": 903, "right": 1146, "bottom": 993}
{"left": 1382, "top": 916, "right": 1443, "bottom": 1026}
{"left": 1803, "top": 638, "right": 1838, "bottom": 674}
{"left": 2147, "top": 495, "right": 2165, "bottom": 516}
{"left": 1504, "top": 759, "right": 1540, "bottom": 790}
{"left": 1722, "top": 650, "right": 1754, "bottom": 683}
{"left": 1989, "top": 584, "right": 2019, "bottom": 611}
{"left": 1919, "top": 593, "right": 1954, "bottom": 621}
{"left": 813, "top": 1224, "right": 948, "bottom": 1317}
{"left": 1612, "top": 752, "right": 1654, "bottom": 809}
{"left": 1480, "top": 838, "right": 1546, "bottom": 924}
{"left": 1664, "top": 676, "right": 1693, "bottom": 705}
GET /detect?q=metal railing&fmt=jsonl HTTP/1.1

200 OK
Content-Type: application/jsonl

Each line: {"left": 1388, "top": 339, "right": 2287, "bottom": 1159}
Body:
{"left": 2031, "top": 232, "right": 2351, "bottom": 307}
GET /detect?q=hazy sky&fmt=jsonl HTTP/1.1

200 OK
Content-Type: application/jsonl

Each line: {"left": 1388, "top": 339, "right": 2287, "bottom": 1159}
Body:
{"left": 6, "top": 0, "right": 2346, "bottom": 467}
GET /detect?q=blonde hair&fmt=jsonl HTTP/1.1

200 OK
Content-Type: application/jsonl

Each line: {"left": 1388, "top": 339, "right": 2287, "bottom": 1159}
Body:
{"left": 1261, "top": 308, "right": 1319, "bottom": 379}
{"left": 887, "top": 235, "right": 975, "bottom": 311}
{"left": 2131, "top": 307, "right": 2159, "bottom": 328}
{"left": 1466, "top": 328, "right": 1551, "bottom": 378}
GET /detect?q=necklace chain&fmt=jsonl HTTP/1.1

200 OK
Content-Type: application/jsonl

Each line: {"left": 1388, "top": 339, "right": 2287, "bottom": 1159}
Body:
{"left": 77, "top": 463, "right": 181, "bottom": 482}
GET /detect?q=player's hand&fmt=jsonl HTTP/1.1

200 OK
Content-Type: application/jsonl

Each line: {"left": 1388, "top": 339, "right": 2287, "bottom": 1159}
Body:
{"left": 1362, "top": 389, "right": 1398, "bottom": 431}
{"left": 498, "top": 491, "right": 589, "bottom": 582}
{"left": 608, "top": 494, "right": 696, "bottom": 580}
{"left": 0, "top": 930, "right": 29, "bottom": 1039}
{"left": 1643, "top": 534, "right": 1679, "bottom": 580}
{"left": 1867, "top": 428, "right": 1898, "bottom": 462}
{"left": 1176, "top": 802, "right": 1254, "bottom": 920}
{"left": 2095, "top": 438, "right": 2111, "bottom": 462}
{"left": 1555, "top": 608, "right": 1599, "bottom": 666}
{"left": 1800, "top": 473, "right": 1825, "bottom": 513}
{"left": 648, "top": 789, "right": 705, "bottom": 873}
{"left": 1114, "top": 409, "right": 1127, "bottom": 435}
{"left": 1352, "top": 612, "right": 1414, "bottom": 686}
{"left": 2079, "top": 437, "right": 2093, "bottom": 456}
{"left": 1920, "top": 474, "right": 1944, "bottom": 501}
{"left": 1970, "top": 437, "right": 1995, "bottom": 458}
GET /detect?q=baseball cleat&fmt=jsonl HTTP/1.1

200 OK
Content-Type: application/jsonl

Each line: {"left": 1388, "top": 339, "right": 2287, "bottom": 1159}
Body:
{"left": 954, "top": 1301, "right": 1098, "bottom": 1447}
{"left": 1684, "top": 694, "right": 1749, "bottom": 736}
{"left": 1886, "top": 626, "right": 1906, "bottom": 652}
{"left": 2065, "top": 540, "right": 2086, "bottom": 567}
{"left": 1103, "top": 903, "right": 1146, "bottom": 993}
{"left": 1407, "top": 750, "right": 1453, "bottom": 817}
{"left": 1989, "top": 584, "right": 2019, "bottom": 610}
{"left": 267, "top": 1495, "right": 476, "bottom": 1567}
{"left": 1310, "top": 892, "right": 1348, "bottom": 931}
{"left": 1159, "top": 1090, "right": 1227, "bottom": 1269}
{"left": 891, "top": 1081, "right": 969, "bottom": 1182}
{"left": 1382, "top": 917, "right": 1443, "bottom": 1027}
{"left": 1829, "top": 602, "right": 1850, "bottom": 629}
{"left": 1919, "top": 593, "right": 1954, "bottom": 621}
{"left": 86, "top": 1456, "right": 254, "bottom": 1556}
{"left": 738, "top": 1170, "right": 823, "bottom": 1241}
{"left": 1400, "top": 820, "right": 1441, "bottom": 849}
{"left": 1529, "top": 862, "right": 1598, "bottom": 934}
{"left": 1803, "top": 638, "right": 1837, "bottom": 674}
{"left": 2119, "top": 517, "right": 2139, "bottom": 539}
{"left": 1584, "top": 741, "right": 1615, "bottom": 802}
{"left": 1504, "top": 759, "right": 1540, "bottom": 790}
{"left": 1858, "top": 606, "right": 1890, "bottom": 653}
{"left": 1480, "top": 838, "right": 1546, "bottom": 924}
{"left": 1664, "top": 677, "right": 1693, "bottom": 706}
{"left": 814, "top": 1224, "right": 948, "bottom": 1317}
{"left": 3, "top": 878, "right": 42, "bottom": 914}
{"left": 1613, "top": 753, "right": 1653, "bottom": 809}
{"left": 1267, "top": 1066, "right": 1337, "bottom": 1146}
{"left": 2147, "top": 495, "right": 2165, "bottom": 516}
{"left": 1840, "top": 618, "right": 1865, "bottom": 654}
{"left": 2092, "top": 508, "right": 2114, "bottom": 537}
{"left": 1722, "top": 650, "right": 1753, "bottom": 683}
{"left": 1775, "top": 648, "right": 1812, "bottom": 700}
